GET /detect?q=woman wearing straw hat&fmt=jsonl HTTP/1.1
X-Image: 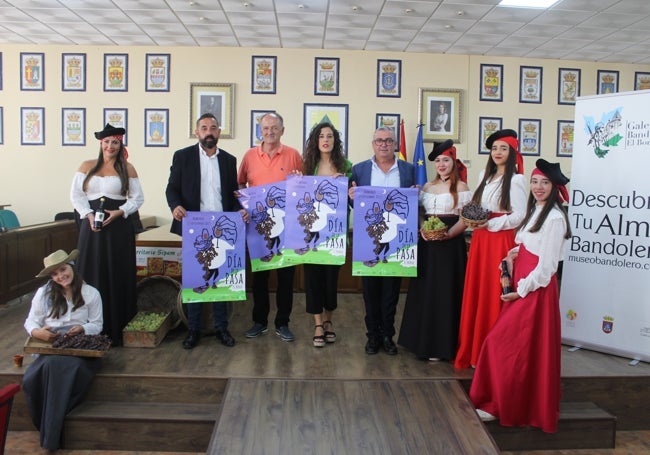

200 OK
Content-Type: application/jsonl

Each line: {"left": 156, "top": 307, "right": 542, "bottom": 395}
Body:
{"left": 470, "top": 159, "right": 572, "bottom": 433}
{"left": 23, "top": 249, "right": 103, "bottom": 454}
{"left": 70, "top": 123, "right": 144, "bottom": 345}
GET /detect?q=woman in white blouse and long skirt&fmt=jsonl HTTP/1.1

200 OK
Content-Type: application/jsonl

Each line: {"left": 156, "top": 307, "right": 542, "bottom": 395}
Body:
{"left": 23, "top": 249, "right": 103, "bottom": 454}
{"left": 470, "top": 159, "right": 572, "bottom": 433}
{"left": 70, "top": 124, "right": 144, "bottom": 346}
{"left": 398, "top": 140, "right": 471, "bottom": 361}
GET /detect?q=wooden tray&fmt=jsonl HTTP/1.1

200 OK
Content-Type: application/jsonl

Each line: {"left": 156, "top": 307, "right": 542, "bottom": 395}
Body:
{"left": 23, "top": 336, "right": 108, "bottom": 357}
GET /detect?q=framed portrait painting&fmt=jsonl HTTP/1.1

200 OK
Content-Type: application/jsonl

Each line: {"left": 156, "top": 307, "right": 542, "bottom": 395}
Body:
{"left": 21, "top": 107, "right": 45, "bottom": 145}
{"left": 251, "top": 56, "right": 277, "bottom": 94}
{"left": 557, "top": 120, "right": 574, "bottom": 157}
{"left": 61, "top": 108, "right": 86, "bottom": 146}
{"left": 303, "top": 103, "right": 349, "bottom": 153}
{"left": 597, "top": 70, "right": 619, "bottom": 95}
{"left": 478, "top": 117, "right": 502, "bottom": 155}
{"left": 419, "top": 88, "right": 463, "bottom": 143}
{"left": 479, "top": 64, "right": 503, "bottom": 102}
{"left": 519, "top": 65, "right": 542, "bottom": 104}
{"left": 634, "top": 72, "right": 650, "bottom": 91}
{"left": 518, "top": 118, "right": 542, "bottom": 156}
{"left": 103, "top": 108, "right": 128, "bottom": 146}
{"left": 145, "top": 53, "right": 170, "bottom": 92}
{"left": 376, "top": 59, "right": 401, "bottom": 98}
{"left": 20, "top": 52, "right": 44, "bottom": 91}
{"left": 104, "top": 53, "right": 128, "bottom": 92}
{"left": 314, "top": 57, "right": 339, "bottom": 96}
{"left": 558, "top": 68, "right": 580, "bottom": 105}
{"left": 375, "top": 113, "right": 401, "bottom": 151}
{"left": 144, "top": 108, "right": 169, "bottom": 147}
{"left": 62, "top": 53, "right": 86, "bottom": 91}
{"left": 250, "top": 110, "right": 274, "bottom": 147}
{"left": 189, "top": 82, "right": 234, "bottom": 138}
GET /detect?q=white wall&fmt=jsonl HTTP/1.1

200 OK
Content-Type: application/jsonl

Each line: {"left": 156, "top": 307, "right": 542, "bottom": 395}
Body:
{"left": 0, "top": 44, "right": 647, "bottom": 226}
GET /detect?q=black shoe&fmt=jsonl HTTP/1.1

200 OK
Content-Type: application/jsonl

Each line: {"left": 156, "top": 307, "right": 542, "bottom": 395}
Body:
{"left": 365, "top": 337, "right": 380, "bottom": 355}
{"left": 216, "top": 328, "right": 235, "bottom": 347}
{"left": 382, "top": 336, "right": 397, "bottom": 355}
{"left": 182, "top": 330, "right": 201, "bottom": 349}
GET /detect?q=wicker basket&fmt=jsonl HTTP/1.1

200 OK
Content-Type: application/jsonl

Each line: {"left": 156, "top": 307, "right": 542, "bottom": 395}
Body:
{"left": 420, "top": 227, "right": 448, "bottom": 241}
{"left": 461, "top": 216, "right": 488, "bottom": 229}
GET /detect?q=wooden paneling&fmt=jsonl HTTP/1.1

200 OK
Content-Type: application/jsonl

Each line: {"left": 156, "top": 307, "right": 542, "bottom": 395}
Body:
{"left": 0, "top": 220, "right": 77, "bottom": 305}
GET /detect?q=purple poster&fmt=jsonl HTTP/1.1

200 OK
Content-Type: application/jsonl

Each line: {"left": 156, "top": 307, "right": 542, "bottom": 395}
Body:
{"left": 284, "top": 174, "right": 348, "bottom": 265}
{"left": 181, "top": 211, "right": 246, "bottom": 303}
{"left": 237, "top": 182, "right": 290, "bottom": 272}
{"left": 352, "top": 186, "right": 418, "bottom": 277}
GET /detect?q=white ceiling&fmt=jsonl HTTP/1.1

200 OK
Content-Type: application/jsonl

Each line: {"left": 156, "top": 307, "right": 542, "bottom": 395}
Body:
{"left": 1, "top": 0, "right": 649, "bottom": 64}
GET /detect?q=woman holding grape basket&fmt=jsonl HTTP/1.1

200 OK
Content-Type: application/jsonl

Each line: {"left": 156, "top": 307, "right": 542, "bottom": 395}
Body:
{"left": 398, "top": 140, "right": 471, "bottom": 361}
{"left": 454, "top": 129, "right": 527, "bottom": 370}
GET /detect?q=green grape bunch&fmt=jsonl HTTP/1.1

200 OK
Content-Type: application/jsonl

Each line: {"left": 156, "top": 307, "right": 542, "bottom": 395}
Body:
{"left": 461, "top": 201, "right": 491, "bottom": 221}
{"left": 422, "top": 216, "right": 446, "bottom": 230}
{"left": 124, "top": 312, "right": 168, "bottom": 332}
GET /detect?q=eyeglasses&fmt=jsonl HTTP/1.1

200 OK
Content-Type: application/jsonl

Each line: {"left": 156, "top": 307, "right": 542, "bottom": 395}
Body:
{"left": 373, "top": 138, "right": 395, "bottom": 146}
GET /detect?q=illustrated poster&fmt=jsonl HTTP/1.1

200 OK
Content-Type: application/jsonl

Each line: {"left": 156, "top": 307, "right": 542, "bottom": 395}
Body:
{"left": 181, "top": 211, "right": 246, "bottom": 303}
{"left": 352, "top": 186, "right": 418, "bottom": 277}
{"left": 237, "top": 182, "right": 290, "bottom": 271}
{"left": 284, "top": 175, "right": 348, "bottom": 265}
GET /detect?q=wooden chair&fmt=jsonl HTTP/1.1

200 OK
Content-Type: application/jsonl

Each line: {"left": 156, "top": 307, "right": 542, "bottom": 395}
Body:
{"left": 0, "top": 383, "right": 20, "bottom": 455}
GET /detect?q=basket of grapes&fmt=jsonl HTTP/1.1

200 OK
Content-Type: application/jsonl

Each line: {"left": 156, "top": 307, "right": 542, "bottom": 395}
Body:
{"left": 461, "top": 202, "right": 491, "bottom": 228}
{"left": 123, "top": 311, "right": 172, "bottom": 348}
{"left": 420, "top": 216, "right": 448, "bottom": 241}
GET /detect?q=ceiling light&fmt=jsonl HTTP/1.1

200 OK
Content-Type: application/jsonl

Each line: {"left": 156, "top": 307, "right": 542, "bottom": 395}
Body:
{"left": 352, "top": 5, "right": 360, "bottom": 11}
{"left": 405, "top": 8, "right": 413, "bottom": 14}
{"left": 499, "top": 0, "right": 559, "bottom": 7}
{"left": 456, "top": 10, "right": 464, "bottom": 16}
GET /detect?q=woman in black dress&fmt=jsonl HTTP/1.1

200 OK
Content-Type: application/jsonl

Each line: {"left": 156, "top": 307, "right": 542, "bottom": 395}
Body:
{"left": 398, "top": 140, "right": 471, "bottom": 361}
{"left": 70, "top": 124, "right": 144, "bottom": 345}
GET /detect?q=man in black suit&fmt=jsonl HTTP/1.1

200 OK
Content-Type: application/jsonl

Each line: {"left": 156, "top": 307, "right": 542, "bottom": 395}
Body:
{"left": 165, "top": 113, "right": 247, "bottom": 349}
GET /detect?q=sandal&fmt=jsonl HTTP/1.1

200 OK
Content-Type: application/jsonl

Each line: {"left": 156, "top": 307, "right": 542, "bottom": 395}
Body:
{"left": 313, "top": 325, "right": 326, "bottom": 348}
{"left": 323, "top": 320, "right": 336, "bottom": 343}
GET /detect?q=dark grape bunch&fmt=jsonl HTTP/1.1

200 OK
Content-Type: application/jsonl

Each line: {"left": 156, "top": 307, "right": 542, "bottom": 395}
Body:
{"left": 461, "top": 201, "right": 491, "bottom": 221}
{"left": 52, "top": 334, "right": 112, "bottom": 351}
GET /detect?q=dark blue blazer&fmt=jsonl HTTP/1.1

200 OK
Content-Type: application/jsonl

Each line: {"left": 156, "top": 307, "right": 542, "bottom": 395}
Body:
{"left": 165, "top": 144, "right": 241, "bottom": 236}
{"left": 350, "top": 158, "right": 415, "bottom": 188}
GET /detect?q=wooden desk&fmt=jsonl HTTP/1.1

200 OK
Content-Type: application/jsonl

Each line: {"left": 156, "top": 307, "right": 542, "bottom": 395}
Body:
{"left": 0, "top": 220, "right": 78, "bottom": 304}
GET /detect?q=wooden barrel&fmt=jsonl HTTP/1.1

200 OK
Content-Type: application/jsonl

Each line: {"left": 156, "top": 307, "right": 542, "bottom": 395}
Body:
{"left": 136, "top": 276, "right": 182, "bottom": 329}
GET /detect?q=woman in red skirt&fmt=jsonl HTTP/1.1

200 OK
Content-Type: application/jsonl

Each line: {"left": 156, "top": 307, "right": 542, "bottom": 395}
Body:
{"left": 454, "top": 129, "right": 527, "bottom": 369}
{"left": 470, "top": 159, "right": 572, "bottom": 433}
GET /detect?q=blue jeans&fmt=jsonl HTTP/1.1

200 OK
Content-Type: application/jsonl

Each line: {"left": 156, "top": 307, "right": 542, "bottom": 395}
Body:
{"left": 186, "top": 302, "right": 228, "bottom": 331}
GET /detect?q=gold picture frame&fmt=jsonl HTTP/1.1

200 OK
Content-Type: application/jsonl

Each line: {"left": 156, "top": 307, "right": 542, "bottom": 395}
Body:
{"left": 418, "top": 88, "right": 463, "bottom": 143}
{"left": 189, "top": 82, "right": 234, "bottom": 138}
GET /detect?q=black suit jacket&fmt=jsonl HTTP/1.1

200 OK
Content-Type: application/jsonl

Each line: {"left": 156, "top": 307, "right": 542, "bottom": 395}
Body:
{"left": 165, "top": 144, "right": 241, "bottom": 236}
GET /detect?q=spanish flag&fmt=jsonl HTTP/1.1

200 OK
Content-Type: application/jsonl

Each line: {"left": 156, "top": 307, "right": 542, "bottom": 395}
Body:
{"left": 398, "top": 119, "right": 407, "bottom": 161}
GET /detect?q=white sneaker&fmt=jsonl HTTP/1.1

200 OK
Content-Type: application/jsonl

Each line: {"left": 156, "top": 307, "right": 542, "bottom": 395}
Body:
{"left": 476, "top": 409, "right": 497, "bottom": 421}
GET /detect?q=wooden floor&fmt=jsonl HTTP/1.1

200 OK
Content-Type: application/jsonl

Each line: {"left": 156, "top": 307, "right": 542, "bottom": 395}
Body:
{"left": 3, "top": 291, "right": 650, "bottom": 454}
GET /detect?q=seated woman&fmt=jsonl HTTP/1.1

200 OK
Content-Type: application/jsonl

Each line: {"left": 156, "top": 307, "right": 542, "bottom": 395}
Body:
{"left": 22, "top": 249, "right": 103, "bottom": 455}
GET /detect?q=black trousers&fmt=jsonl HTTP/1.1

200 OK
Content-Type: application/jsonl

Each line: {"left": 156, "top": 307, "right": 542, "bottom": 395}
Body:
{"left": 251, "top": 266, "right": 295, "bottom": 328}
{"left": 304, "top": 264, "right": 341, "bottom": 315}
{"left": 361, "top": 276, "right": 402, "bottom": 339}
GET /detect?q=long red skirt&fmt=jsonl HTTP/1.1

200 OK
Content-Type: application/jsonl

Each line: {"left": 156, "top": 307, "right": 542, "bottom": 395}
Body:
{"left": 469, "top": 244, "right": 562, "bottom": 433}
{"left": 454, "top": 227, "right": 515, "bottom": 369}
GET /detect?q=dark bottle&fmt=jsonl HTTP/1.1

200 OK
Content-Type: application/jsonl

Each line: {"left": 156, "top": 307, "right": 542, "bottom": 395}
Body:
{"left": 500, "top": 260, "right": 512, "bottom": 295}
{"left": 93, "top": 197, "right": 106, "bottom": 230}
